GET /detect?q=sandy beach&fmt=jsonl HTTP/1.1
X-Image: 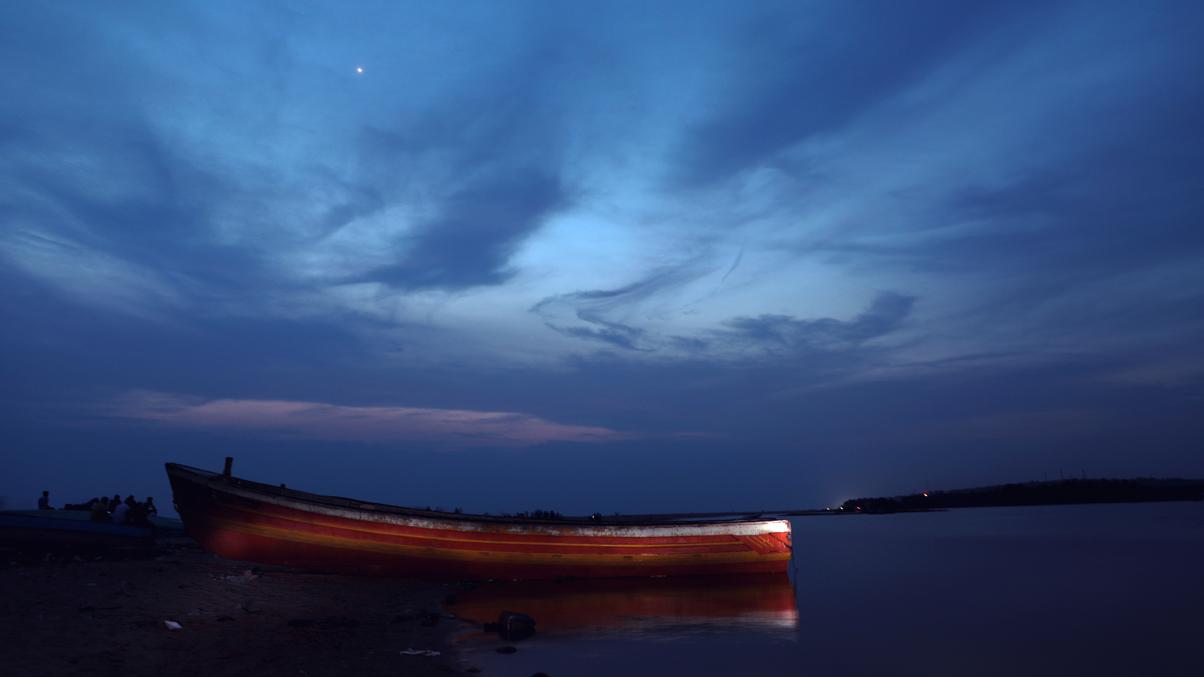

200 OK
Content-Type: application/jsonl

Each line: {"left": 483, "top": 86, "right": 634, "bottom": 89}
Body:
{"left": 0, "top": 541, "right": 470, "bottom": 676}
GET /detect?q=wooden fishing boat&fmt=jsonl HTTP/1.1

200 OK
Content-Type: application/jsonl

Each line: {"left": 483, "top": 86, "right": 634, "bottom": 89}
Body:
{"left": 165, "top": 460, "right": 792, "bottom": 581}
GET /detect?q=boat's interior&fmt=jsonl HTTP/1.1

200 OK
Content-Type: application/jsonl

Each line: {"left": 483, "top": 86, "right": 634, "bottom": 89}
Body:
{"left": 166, "top": 462, "right": 779, "bottom": 527}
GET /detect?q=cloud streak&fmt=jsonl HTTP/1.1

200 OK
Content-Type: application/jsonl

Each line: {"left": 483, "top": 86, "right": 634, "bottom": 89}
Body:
{"left": 107, "top": 391, "right": 631, "bottom": 447}
{"left": 721, "top": 292, "right": 915, "bottom": 353}
{"left": 534, "top": 270, "right": 916, "bottom": 363}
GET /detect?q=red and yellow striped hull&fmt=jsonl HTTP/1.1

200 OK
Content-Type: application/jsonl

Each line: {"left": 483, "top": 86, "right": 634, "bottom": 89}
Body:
{"left": 166, "top": 463, "right": 792, "bottom": 581}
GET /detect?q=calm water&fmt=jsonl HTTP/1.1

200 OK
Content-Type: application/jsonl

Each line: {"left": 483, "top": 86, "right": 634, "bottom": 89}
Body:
{"left": 451, "top": 502, "right": 1204, "bottom": 676}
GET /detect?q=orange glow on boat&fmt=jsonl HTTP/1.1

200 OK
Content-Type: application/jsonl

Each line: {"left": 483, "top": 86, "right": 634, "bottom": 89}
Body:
{"left": 166, "top": 462, "right": 792, "bottom": 581}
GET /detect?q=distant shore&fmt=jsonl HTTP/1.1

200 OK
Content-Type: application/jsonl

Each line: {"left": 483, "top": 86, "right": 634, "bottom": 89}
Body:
{"left": 0, "top": 541, "right": 470, "bottom": 676}
{"left": 840, "top": 477, "right": 1204, "bottom": 514}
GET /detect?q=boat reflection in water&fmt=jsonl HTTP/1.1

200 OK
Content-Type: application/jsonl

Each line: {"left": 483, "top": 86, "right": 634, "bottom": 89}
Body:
{"left": 449, "top": 573, "right": 798, "bottom": 638}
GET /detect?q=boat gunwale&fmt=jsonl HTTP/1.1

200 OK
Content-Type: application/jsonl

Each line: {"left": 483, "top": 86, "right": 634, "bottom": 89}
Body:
{"left": 165, "top": 462, "right": 788, "bottom": 530}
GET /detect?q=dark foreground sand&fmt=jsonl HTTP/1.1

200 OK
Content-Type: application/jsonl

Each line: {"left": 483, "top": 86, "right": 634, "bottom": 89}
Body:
{"left": 0, "top": 541, "right": 472, "bottom": 676}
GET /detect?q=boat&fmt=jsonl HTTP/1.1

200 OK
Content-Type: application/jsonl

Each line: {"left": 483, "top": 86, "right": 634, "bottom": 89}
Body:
{"left": 165, "top": 459, "right": 792, "bottom": 581}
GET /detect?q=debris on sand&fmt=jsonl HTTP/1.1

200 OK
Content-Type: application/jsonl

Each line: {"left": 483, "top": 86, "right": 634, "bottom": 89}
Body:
{"left": 223, "top": 569, "right": 260, "bottom": 584}
{"left": 400, "top": 648, "right": 442, "bottom": 657}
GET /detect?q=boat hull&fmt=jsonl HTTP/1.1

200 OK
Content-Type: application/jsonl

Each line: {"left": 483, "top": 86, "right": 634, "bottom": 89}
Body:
{"left": 166, "top": 463, "right": 791, "bottom": 581}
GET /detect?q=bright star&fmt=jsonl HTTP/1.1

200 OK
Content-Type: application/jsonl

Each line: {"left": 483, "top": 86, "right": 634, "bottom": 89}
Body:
{"left": 355, "top": 66, "right": 364, "bottom": 74}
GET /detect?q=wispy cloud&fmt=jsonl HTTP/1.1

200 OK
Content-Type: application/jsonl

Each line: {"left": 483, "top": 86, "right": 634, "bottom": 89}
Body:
{"left": 533, "top": 274, "right": 916, "bottom": 365}
{"left": 673, "top": 2, "right": 1010, "bottom": 188}
{"left": 720, "top": 292, "right": 915, "bottom": 353}
{"left": 106, "top": 391, "right": 631, "bottom": 447}
{"left": 531, "top": 266, "right": 708, "bottom": 352}
{"left": 1098, "top": 354, "right": 1204, "bottom": 388}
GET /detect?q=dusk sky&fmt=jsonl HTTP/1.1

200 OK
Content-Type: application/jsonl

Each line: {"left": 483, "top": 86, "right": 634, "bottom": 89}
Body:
{"left": 3, "top": 1, "right": 1203, "bottom": 515}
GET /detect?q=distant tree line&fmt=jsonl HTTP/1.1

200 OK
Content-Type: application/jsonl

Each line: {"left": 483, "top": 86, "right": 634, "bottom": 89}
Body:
{"left": 841, "top": 478, "right": 1204, "bottom": 514}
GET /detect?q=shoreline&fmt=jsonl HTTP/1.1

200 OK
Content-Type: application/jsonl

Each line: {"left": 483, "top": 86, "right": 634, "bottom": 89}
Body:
{"left": 0, "top": 541, "right": 471, "bottom": 676}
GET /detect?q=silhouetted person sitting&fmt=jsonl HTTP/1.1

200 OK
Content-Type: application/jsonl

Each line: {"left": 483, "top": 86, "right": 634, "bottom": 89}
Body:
{"left": 111, "top": 494, "right": 122, "bottom": 509}
{"left": 111, "top": 496, "right": 131, "bottom": 525}
{"left": 38, "top": 490, "right": 53, "bottom": 510}
{"left": 144, "top": 497, "right": 158, "bottom": 517}
{"left": 90, "top": 497, "right": 111, "bottom": 522}
{"left": 127, "top": 496, "right": 150, "bottom": 526}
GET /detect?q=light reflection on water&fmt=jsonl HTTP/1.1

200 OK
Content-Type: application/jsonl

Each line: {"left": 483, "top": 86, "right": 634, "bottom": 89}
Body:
{"left": 450, "top": 573, "right": 799, "bottom": 639}
{"left": 450, "top": 503, "right": 1204, "bottom": 677}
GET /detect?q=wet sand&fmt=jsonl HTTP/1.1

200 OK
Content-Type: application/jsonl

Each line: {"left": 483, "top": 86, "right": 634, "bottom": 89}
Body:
{"left": 0, "top": 541, "right": 471, "bottom": 676}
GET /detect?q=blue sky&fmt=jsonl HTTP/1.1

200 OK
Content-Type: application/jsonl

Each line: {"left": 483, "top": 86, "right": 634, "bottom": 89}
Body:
{"left": 3, "top": 1, "right": 1203, "bottom": 513}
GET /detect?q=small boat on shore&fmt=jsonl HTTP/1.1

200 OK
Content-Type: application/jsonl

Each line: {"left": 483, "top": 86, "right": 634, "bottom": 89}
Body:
{"left": 166, "top": 460, "right": 792, "bottom": 581}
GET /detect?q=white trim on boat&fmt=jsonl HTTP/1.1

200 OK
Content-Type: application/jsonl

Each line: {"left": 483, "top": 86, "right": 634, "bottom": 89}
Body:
{"left": 185, "top": 471, "right": 790, "bottom": 538}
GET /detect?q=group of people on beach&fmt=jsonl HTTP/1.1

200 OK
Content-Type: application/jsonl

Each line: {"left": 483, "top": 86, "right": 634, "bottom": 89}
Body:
{"left": 88, "top": 495, "right": 158, "bottom": 525}
{"left": 39, "top": 490, "right": 159, "bottom": 526}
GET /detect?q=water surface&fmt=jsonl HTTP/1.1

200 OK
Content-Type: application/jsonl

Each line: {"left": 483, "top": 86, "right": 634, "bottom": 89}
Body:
{"left": 453, "top": 502, "right": 1204, "bottom": 676}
